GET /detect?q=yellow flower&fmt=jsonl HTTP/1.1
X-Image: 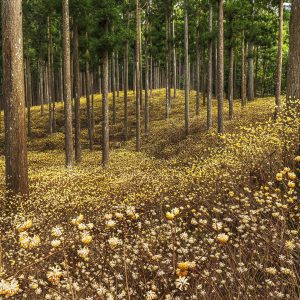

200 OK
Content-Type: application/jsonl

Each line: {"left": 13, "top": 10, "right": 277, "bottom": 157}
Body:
{"left": 51, "top": 239, "right": 61, "bottom": 248}
{"left": 265, "top": 267, "right": 277, "bottom": 275}
{"left": 288, "top": 181, "right": 295, "bottom": 189}
{"left": 166, "top": 212, "right": 175, "bottom": 221}
{"left": 81, "top": 234, "right": 93, "bottom": 244}
{"left": 288, "top": 172, "right": 297, "bottom": 180}
{"left": 285, "top": 240, "right": 296, "bottom": 251}
{"left": 178, "top": 262, "right": 189, "bottom": 271}
{"left": 295, "top": 156, "right": 300, "bottom": 162}
{"left": 229, "top": 191, "right": 235, "bottom": 197}
{"left": 216, "top": 233, "right": 229, "bottom": 244}
{"left": 17, "top": 219, "right": 33, "bottom": 233}
{"left": 276, "top": 173, "right": 283, "bottom": 181}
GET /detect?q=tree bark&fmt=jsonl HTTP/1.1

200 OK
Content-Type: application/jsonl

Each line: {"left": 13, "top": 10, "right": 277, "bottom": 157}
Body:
{"left": 25, "top": 57, "right": 32, "bottom": 137}
{"left": 184, "top": 0, "right": 190, "bottom": 136}
{"left": 124, "top": 13, "right": 129, "bottom": 141}
{"left": 172, "top": 19, "right": 177, "bottom": 99}
{"left": 102, "top": 22, "right": 110, "bottom": 166}
{"left": 112, "top": 52, "right": 116, "bottom": 124}
{"left": 196, "top": 35, "right": 200, "bottom": 116}
{"left": 136, "top": 0, "right": 141, "bottom": 151}
{"left": 165, "top": 13, "right": 171, "bottom": 118}
{"left": 241, "top": 31, "right": 246, "bottom": 107}
{"left": 217, "top": 0, "right": 224, "bottom": 134}
{"left": 287, "top": 0, "right": 300, "bottom": 104}
{"left": 62, "top": 0, "right": 73, "bottom": 167}
{"left": 228, "top": 46, "right": 234, "bottom": 119}
{"left": 73, "top": 18, "right": 81, "bottom": 163}
{"left": 2, "top": 0, "right": 29, "bottom": 196}
{"left": 86, "top": 59, "right": 93, "bottom": 150}
{"left": 247, "top": 41, "right": 255, "bottom": 101}
{"left": 275, "top": 0, "right": 283, "bottom": 115}
{"left": 207, "top": 2, "right": 213, "bottom": 130}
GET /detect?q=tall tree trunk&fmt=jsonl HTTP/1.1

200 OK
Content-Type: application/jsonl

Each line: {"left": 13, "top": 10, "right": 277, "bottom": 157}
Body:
{"left": 98, "top": 65, "right": 102, "bottom": 94}
{"left": 241, "top": 31, "right": 246, "bottom": 107}
{"left": 102, "top": 21, "right": 110, "bottom": 166}
{"left": 184, "top": 0, "right": 190, "bottom": 136}
{"left": 124, "top": 12, "right": 129, "bottom": 141}
{"left": 60, "top": 55, "right": 64, "bottom": 102}
{"left": 26, "top": 57, "right": 32, "bottom": 137}
{"left": 73, "top": 18, "right": 81, "bottom": 163}
{"left": 136, "top": 0, "right": 141, "bottom": 151}
{"left": 228, "top": 46, "right": 234, "bottom": 119}
{"left": 202, "top": 55, "right": 206, "bottom": 106}
{"left": 165, "top": 14, "right": 171, "bottom": 119}
{"left": 116, "top": 51, "right": 120, "bottom": 98}
{"left": 112, "top": 51, "right": 116, "bottom": 124}
{"left": 86, "top": 60, "right": 93, "bottom": 150}
{"left": 217, "top": 0, "right": 224, "bottom": 134}
{"left": 2, "top": 0, "right": 29, "bottom": 196}
{"left": 62, "top": 0, "right": 73, "bottom": 167}
{"left": 172, "top": 19, "right": 177, "bottom": 98}
{"left": 39, "top": 62, "right": 44, "bottom": 116}
{"left": 287, "top": 0, "right": 300, "bottom": 104}
{"left": 207, "top": 1, "right": 213, "bottom": 130}
{"left": 196, "top": 36, "right": 200, "bottom": 116}
{"left": 275, "top": 0, "right": 283, "bottom": 115}
{"left": 145, "top": 42, "right": 150, "bottom": 133}
{"left": 214, "top": 41, "right": 218, "bottom": 97}
{"left": 150, "top": 55, "right": 153, "bottom": 98}
{"left": 47, "top": 17, "right": 53, "bottom": 134}
{"left": 247, "top": 41, "right": 255, "bottom": 101}
{"left": 254, "top": 46, "right": 259, "bottom": 97}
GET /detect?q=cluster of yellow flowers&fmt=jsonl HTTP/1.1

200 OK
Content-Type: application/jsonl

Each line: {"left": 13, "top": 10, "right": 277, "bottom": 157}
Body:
{"left": 176, "top": 261, "right": 196, "bottom": 277}
{"left": 16, "top": 219, "right": 41, "bottom": 249}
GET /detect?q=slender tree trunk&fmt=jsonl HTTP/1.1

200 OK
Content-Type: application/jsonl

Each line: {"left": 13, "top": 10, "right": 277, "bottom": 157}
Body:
{"left": 172, "top": 19, "right": 177, "bottom": 98}
{"left": 254, "top": 46, "right": 259, "bottom": 97}
{"left": 116, "top": 51, "right": 120, "bottom": 98}
{"left": 214, "top": 41, "right": 218, "bottom": 97}
{"left": 73, "top": 18, "right": 81, "bottom": 163}
{"left": 202, "top": 54, "right": 206, "bottom": 106}
{"left": 39, "top": 62, "right": 44, "bottom": 115}
{"left": 136, "top": 0, "right": 141, "bottom": 151}
{"left": 150, "top": 55, "right": 153, "bottom": 98}
{"left": 184, "top": 0, "right": 190, "bottom": 136}
{"left": 207, "top": 2, "right": 213, "bottom": 130}
{"left": 217, "top": 0, "right": 224, "bottom": 134}
{"left": 247, "top": 41, "right": 255, "bottom": 101}
{"left": 60, "top": 55, "right": 64, "bottom": 102}
{"left": 26, "top": 57, "right": 32, "bottom": 137}
{"left": 86, "top": 60, "right": 93, "bottom": 150}
{"left": 275, "top": 0, "right": 283, "bottom": 115}
{"left": 62, "top": 0, "right": 73, "bottom": 167}
{"left": 165, "top": 14, "right": 171, "bottom": 118}
{"left": 47, "top": 17, "right": 53, "bottom": 134}
{"left": 50, "top": 19, "right": 56, "bottom": 133}
{"left": 2, "top": 0, "right": 29, "bottom": 196}
{"left": 196, "top": 37, "right": 200, "bottom": 116}
{"left": 112, "top": 51, "right": 116, "bottom": 124}
{"left": 102, "top": 21, "right": 110, "bottom": 166}
{"left": 145, "top": 42, "right": 150, "bottom": 133}
{"left": 228, "top": 46, "right": 234, "bottom": 119}
{"left": 124, "top": 14, "right": 129, "bottom": 141}
{"left": 241, "top": 31, "right": 246, "bottom": 107}
{"left": 287, "top": 0, "right": 300, "bottom": 104}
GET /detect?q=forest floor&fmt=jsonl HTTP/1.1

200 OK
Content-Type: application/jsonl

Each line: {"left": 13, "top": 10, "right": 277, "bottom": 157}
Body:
{"left": 0, "top": 90, "right": 299, "bottom": 299}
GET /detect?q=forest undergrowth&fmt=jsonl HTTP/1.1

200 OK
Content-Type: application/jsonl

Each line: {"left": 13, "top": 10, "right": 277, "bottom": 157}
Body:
{"left": 0, "top": 90, "right": 299, "bottom": 299}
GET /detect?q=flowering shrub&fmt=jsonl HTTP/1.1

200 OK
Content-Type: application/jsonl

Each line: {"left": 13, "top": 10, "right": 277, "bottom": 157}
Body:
{"left": 0, "top": 91, "right": 299, "bottom": 299}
